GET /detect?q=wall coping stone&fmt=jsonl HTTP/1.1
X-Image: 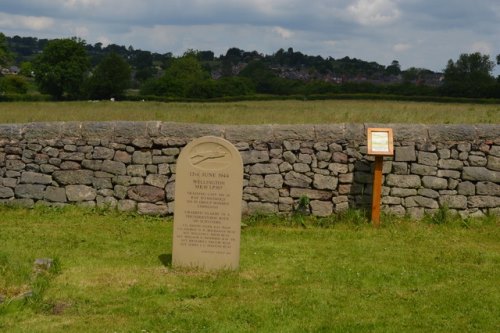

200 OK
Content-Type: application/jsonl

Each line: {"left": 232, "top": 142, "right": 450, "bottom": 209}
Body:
{"left": 1, "top": 122, "right": 498, "bottom": 143}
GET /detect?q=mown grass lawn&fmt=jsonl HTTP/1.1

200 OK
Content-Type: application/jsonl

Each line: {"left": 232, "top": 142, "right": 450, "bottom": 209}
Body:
{"left": 0, "top": 206, "right": 498, "bottom": 332}
{"left": 0, "top": 100, "right": 499, "bottom": 124}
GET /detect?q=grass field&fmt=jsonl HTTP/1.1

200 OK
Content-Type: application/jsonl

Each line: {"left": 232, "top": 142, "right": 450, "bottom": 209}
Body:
{"left": 0, "top": 100, "right": 499, "bottom": 124}
{"left": 0, "top": 206, "right": 498, "bottom": 332}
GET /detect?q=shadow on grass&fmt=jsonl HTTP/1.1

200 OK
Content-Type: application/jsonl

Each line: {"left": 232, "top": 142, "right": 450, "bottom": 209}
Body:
{"left": 158, "top": 254, "right": 172, "bottom": 267}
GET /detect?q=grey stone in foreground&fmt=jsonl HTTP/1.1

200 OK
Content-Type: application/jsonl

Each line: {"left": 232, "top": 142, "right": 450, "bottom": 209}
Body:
{"left": 462, "top": 167, "right": 500, "bottom": 182}
{"left": 66, "top": 185, "right": 97, "bottom": 202}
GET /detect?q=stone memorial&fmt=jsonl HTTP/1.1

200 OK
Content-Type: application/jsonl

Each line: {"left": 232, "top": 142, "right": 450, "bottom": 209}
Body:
{"left": 172, "top": 136, "right": 243, "bottom": 270}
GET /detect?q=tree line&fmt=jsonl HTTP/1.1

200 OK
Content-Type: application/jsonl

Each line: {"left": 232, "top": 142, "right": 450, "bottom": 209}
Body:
{"left": 1, "top": 33, "right": 499, "bottom": 101}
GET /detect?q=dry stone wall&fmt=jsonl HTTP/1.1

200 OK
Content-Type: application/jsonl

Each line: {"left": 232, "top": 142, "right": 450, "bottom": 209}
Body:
{"left": 0, "top": 122, "right": 499, "bottom": 218}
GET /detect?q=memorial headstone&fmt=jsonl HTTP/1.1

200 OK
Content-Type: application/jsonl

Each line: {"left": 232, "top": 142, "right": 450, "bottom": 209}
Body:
{"left": 172, "top": 136, "right": 243, "bottom": 270}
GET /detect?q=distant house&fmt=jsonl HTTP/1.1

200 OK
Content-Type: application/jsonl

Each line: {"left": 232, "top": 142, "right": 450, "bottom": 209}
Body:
{"left": 9, "top": 66, "right": 20, "bottom": 75}
{"left": 0, "top": 66, "right": 20, "bottom": 75}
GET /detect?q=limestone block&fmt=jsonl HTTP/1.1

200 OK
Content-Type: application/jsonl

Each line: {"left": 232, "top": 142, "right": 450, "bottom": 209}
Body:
{"left": 101, "top": 160, "right": 126, "bottom": 175}
{"left": 328, "top": 163, "right": 349, "bottom": 175}
{"left": 313, "top": 174, "right": 338, "bottom": 190}
{"left": 138, "top": 203, "right": 168, "bottom": 216}
{"left": 405, "top": 196, "right": 439, "bottom": 209}
{"left": 92, "top": 147, "right": 115, "bottom": 160}
{"left": 249, "top": 163, "right": 280, "bottom": 175}
{"left": 243, "top": 187, "right": 279, "bottom": 203}
{"left": 265, "top": 174, "right": 284, "bottom": 189}
{"left": 462, "top": 167, "right": 500, "bottom": 182}
{"left": 438, "top": 159, "right": 463, "bottom": 170}
{"left": 457, "top": 143, "right": 472, "bottom": 152}
{"left": 6, "top": 160, "right": 26, "bottom": 171}
{"left": 457, "top": 181, "right": 475, "bottom": 196}
{"left": 81, "top": 160, "right": 102, "bottom": 171}
{"left": 406, "top": 207, "right": 425, "bottom": 220}
{"left": 489, "top": 146, "right": 500, "bottom": 157}
{"left": 44, "top": 186, "right": 67, "bottom": 202}
{"left": 20, "top": 171, "right": 52, "bottom": 185}
{"left": 392, "top": 162, "right": 408, "bottom": 175}
{"left": 118, "top": 199, "right": 137, "bottom": 212}
{"left": 468, "top": 196, "right": 500, "bottom": 208}
{"left": 418, "top": 188, "right": 439, "bottom": 198}
{"left": 93, "top": 178, "right": 113, "bottom": 190}
{"left": 132, "top": 151, "right": 152, "bottom": 164}
{"left": 339, "top": 173, "right": 353, "bottom": 183}
{"left": 382, "top": 196, "right": 402, "bottom": 205}
{"left": 114, "top": 151, "right": 132, "bottom": 164}
{"left": 428, "top": 125, "right": 476, "bottom": 142}
{"left": 437, "top": 170, "right": 461, "bottom": 179}
{"left": 0, "top": 186, "right": 14, "bottom": 198}
{"left": 391, "top": 187, "right": 418, "bottom": 197}
{"left": 290, "top": 188, "right": 332, "bottom": 200}
{"left": 127, "top": 165, "right": 147, "bottom": 177}
{"left": 468, "top": 155, "right": 487, "bottom": 167}
{"left": 476, "top": 182, "right": 500, "bottom": 196}
{"left": 298, "top": 153, "right": 312, "bottom": 164}
{"left": 316, "top": 151, "right": 332, "bottom": 162}
{"left": 439, "top": 195, "right": 467, "bottom": 209}
{"left": 284, "top": 171, "right": 312, "bottom": 188}
{"left": 418, "top": 152, "right": 438, "bottom": 166}
{"left": 247, "top": 202, "right": 278, "bottom": 214}
{"left": 411, "top": 164, "right": 437, "bottom": 176}
{"left": 332, "top": 152, "right": 348, "bottom": 163}
{"left": 487, "top": 156, "right": 500, "bottom": 171}
{"left": 292, "top": 163, "right": 309, "bottom": 174}
{"left": 96, "top": 196, "right": 118, "bottom": 209}
{"left": 240, "top": 150, "right": 270, "bottom": 165}
{"left": 395, "top": 146, "right": 416, "bottom": 162}
{"left": 145, "top": 174, "right": 169, "bottom": 188}
{"left": 386, "top": 174, "right": 421, "bottom": 188}
{"left": 310, "top": 200, "right": 333, "bottom": 217}
{"left": 66, "top": 185, "right": 96, "bottom": 202}
{"left": 53, "top": 170, "right": 94, "bottom": 185}
{"left": 127, "top": 185, "right": 165, "bottom": 202}
{"left": 384, "top": 205, "right": 406, "bottom": 216}
{"left": 422, "top": 176, "right": 448, "bottom": 190}
{"left": 59, "top": 152, "right": 85, "bottom": 161}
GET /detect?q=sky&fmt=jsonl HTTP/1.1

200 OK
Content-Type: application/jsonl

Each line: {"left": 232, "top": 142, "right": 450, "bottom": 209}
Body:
{"left": 1, "top": 0, "right": 499, "bottom": 74}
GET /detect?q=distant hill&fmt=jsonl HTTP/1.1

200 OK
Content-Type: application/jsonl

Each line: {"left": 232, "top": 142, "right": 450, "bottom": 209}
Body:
{"left": 5, "top": 35, "right": 441, "bottom": 87}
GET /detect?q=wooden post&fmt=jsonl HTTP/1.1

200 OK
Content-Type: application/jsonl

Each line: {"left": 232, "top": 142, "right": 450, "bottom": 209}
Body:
{"left": 367, "top": 128, "right": 393, "bottom": 228}
{"left": 371, "top": 156, "right": 384, "bottom": 227}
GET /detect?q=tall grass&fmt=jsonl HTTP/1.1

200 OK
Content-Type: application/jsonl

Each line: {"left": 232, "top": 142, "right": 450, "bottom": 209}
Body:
{"left": 0, "top": 100, "right": 499, "bottom": 124}
{"left": 0, "top": 206, "right": 498, "bottom": 332}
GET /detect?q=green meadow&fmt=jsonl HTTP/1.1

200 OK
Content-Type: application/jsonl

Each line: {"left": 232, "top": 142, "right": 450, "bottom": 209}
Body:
{"left": 0, "top": 206, "right": 499, "bottom": 332}
{"left": 0, "top": 99, "right": 499, "bottom": 331}
{"left": 0, "top": 100, "right": 499, "bottom": 124}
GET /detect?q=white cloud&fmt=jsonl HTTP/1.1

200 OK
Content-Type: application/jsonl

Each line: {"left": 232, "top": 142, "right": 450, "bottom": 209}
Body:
{"left": 324, "top": 40, "right": 338, "bottom": 47}
{"left": 393, "top": 43, "right": 412, "bottom": 53}
{"left": 273, "top": 26, "right": 294, "bottom": 39}
{"left": 470, "top": 41, "right": 492, "bottom": 55}
{"left": 0, "top": 12, "right": 54, "bottom": 31}
{"left": 63, "top": 0, "right": 102, "bottom": 8}
{"left": 348, "top": 0, "right": 400, "bottom": 26}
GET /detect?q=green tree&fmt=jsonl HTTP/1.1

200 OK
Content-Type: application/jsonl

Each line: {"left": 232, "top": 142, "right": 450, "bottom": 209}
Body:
{"left": 141, "top": 54, "right": 209, "bottom": 98}
{"left": 385, "top": 60, "right": 401, "bottom": 76}
{"left": 86, "top": 52, "right": 131, "bottom": 99}
{"left": 442, "top": 52, "right": 495, "bottom": 97}
{"left": 0, "top": 75, "right": 28, "bottom": 94}
{"left": 0, "top": 32, "right": 13, "bottom": 67}
{"left": 33, "top": 38, "right": 90, "bottom": 99}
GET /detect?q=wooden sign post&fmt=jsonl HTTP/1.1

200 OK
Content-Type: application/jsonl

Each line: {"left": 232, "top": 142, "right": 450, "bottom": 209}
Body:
{"left": 367, "top": 128, "right": 394, "bottom": 227}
